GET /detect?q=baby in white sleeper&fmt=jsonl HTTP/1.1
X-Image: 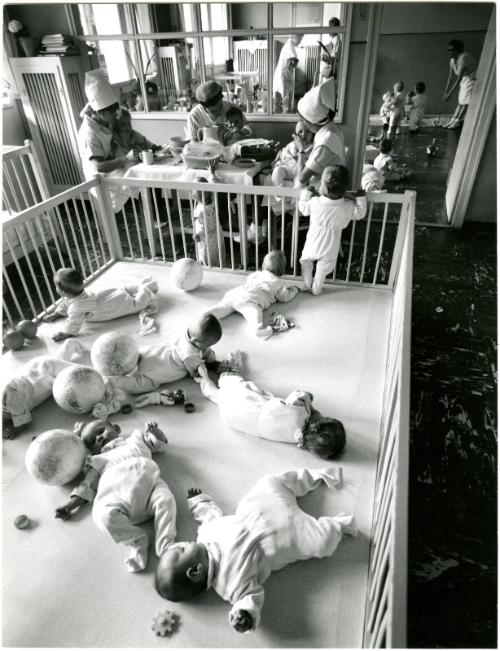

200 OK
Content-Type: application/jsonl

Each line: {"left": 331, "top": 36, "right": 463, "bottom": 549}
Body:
{"left": 299, "top": 165, "right": 367, "bottom": 295}
{"left": 155, "top": 467, "right": 356, "bottom": 632}
{"left": 208, "top": 250, "right": 300, "bottom": 338}
{"left": 44, "top": 267, "right": 158, "bottom": 341}
{"left": 2, "top": 339, "right": 84, "bottom": 439}
{"left": 55, "top": 419, "right": 176, "bottom": 573}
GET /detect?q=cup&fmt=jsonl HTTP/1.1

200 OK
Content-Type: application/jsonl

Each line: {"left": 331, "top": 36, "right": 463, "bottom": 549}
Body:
{"left": 141, "top": 150, "right": 154, "bottom": 165}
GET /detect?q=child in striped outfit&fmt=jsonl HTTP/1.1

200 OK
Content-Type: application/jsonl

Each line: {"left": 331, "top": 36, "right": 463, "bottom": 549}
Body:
{"left": 43, "top": 268, "right": 158, "bottom": 341}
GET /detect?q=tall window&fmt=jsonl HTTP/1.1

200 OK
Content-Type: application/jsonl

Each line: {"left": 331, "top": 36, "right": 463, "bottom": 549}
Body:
{"left": 75, "top": 2, "right": 350, "bottom": 120}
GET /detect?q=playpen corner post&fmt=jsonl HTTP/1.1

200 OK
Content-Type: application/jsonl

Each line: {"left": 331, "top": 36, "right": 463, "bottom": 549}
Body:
{"left": 387, "top": 191, "right": 415, "bottom": 289}
{"left": 93, "top": 175, "right": 123, "bottom": 261}
{"left": 25, "top": 139, "right": 50, "bottom": 201}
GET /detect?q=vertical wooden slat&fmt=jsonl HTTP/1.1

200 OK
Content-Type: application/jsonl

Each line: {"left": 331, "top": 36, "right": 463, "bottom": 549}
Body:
{"left": 360, "top": 201, "right": 374, "bottom": 282}
{"left": 3, "top": 232, "right": 38, "bottom": 317}
{"left": 131, "top": 196, "right": 146, "bottom": 260}
{"left": 63, "top": 200, "right": 85, "bottom": 274}
{"left": 54, "top": 203, "right": 76, "bottom": 267}
{"left": 44, "top": 209, "right": 66, "bottom": 268}
{"left": 346, "top": 220, "right": 356, "bottom": 283}
{"left": 3, "top": 265, "right": 26, "bottom": 321}
{"left": 24, "top": 220, "right": 56, "bottom": 304}
{"left": 14, "top": 224, "right": 47, "bottom": 310}
{"left": 201, "top": 192, "right": 212, "bottom": 267}
{"left": 214, "top": 192, "right": 223, "bottom": 268}
{"left": 79, "top": 192, "right": 100, "bottom": 271}
{"left": 3, "top": 298, "right": 15, "bottom": 328}
{"left": 35, "top": 214, "right": 58, "bottom": 280}
{"left": 71, "top": 197, "right": 94, "bottom": 275}
{"left": 227, "top": 193, "right": 235, "bottom": 270}
{"left": 158, "top": 189, "right": 173, "bottom": 262}
{"left": 175, "top": 191, "right": 188, "bottom": 258}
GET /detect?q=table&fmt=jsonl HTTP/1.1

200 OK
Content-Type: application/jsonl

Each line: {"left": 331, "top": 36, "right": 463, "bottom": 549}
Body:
{"left": 123, "top": 157, "right": 266, "bottom": 258}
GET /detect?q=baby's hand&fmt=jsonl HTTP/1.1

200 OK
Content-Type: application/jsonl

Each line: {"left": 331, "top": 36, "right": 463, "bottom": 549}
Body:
{"left": 54, "top": 506, "right": 72, "bottom": 521}
{"left": 187, "top": 488, "right": 202, "bottom": 498}
{"left": 52, "top": 332, "right": 73, "bottom": 342}
{"left": 43, "top": 313, "right": 63, "bottom": 323}
{"left": 230, "top": 609, "right": 253, "bottom": 633}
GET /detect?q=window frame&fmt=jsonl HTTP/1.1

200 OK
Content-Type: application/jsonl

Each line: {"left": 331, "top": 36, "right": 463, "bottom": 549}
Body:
{"left": 73, "top": 2, "right": 351, "bottom": 123}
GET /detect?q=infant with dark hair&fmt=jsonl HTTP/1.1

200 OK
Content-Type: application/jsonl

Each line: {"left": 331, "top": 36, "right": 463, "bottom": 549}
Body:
{"left": 155, "top": 467, "right": 356, "bottom": 633}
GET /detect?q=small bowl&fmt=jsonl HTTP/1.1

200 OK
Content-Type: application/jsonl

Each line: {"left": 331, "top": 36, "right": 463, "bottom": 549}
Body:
{"left": 170, "top": 136, "right": 190, "bottom": 148}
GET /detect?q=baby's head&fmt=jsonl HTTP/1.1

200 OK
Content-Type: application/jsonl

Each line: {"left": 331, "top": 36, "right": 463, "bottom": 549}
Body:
{"left": 303, "top": 417, "right": 346, "bottom": 459}
{"left": 394, "top": 80, "right": 404, "bottom": 94}
{"left": 382, "top": 91, "right": 392, "bottom": 102}
{"left": 114, "top": 107, "right": 133, "bottom": 135}
{"left": 379, "top": 138, "right": 393, "bottom": 155}
{"left": 226, "top": 105, "right": 244, "bottom": 130}
{"left": 54, "top": 267, "right": 84, "bottom": 297}
{"left": 192, "top": 177, "right": 212, "bottom": 205}
{"left": 74, "top": 419, "right": 121, "bottom": 455}
{"left": 187, "top": 313, "right": 222, "bottom": 351}
{"left": 295, "top": 119, "right": 314, "bottom": 144}
{"left": 262, "top": 250, "right": 287, "bottom": 277}
{"left": 287, "top": 56, "right": 299, "bottom": 69}
{"left": 415, "top": 81, "right": 426, "bottom": 94}
{"left": 319, "top": 165, "right": 349, "bottom": 198}
{"left": 156, "top": 542, "right": 209, "bottom": 601}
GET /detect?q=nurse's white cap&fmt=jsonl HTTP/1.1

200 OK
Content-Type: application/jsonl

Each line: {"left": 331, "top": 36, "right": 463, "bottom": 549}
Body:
{"left": 297, "top": 77, "right": 336, "bottom": 125}
{"left": 83, "top": 69, "right": 117, "bottom": 112}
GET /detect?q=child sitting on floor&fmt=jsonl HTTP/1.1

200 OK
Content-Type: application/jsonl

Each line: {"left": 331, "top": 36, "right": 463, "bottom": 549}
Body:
{"left": 111, "top": 107, "right": 161, "bottom": 159}
{"left": 299, "top": 165, "right": 367, "bottom": 295}
{"left": 102, "top": 313, "right": 222, "bottom": 396}
{"left": 373, "top": 139, "right": 411, "bottom": 182}
{"left": 271, "top": 119, "right": 314, "bottom": 187}
{"left": 197, "top": 352, "right": 346, "bottom": 458}
{"left": 2, "top": 339, "right": 84, "bottom": 439}
{"left": 406, "top": 82, "right": 428, "bottom": 134}
{"left": 208, "top": 250, "right": 300, "bottom": 338}
{"left": 192, "top": 178, "right": 227, "bottom": 268}
{"left": 222, "top": 106, "right": 254, "bottom": 146}
{"left": 43, "top": 268, "right": 159, "bottom": 341}
{"left": 155, "top": 467, "right": 356, "bottom": 632}
{"left": 55, "top": 419, "right": 177, "bottom": 574}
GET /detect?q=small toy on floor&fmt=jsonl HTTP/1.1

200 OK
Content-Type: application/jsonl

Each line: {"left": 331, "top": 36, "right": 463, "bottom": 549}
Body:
{"left": 269, "top": 312, "right": 296, "bottom": 333}
{"left": 184, "top": 402, "right": 195, "bottom": 413}
{"left": 3, "top": 320, "right": 38, "bottom": 351}
{"left": 135, "top": 389, "right": 185, "bottom": 408}
{"left": 13, "top": 514, "right": 31, "bottom": 529}
{"left": 151, "top": 610, "right": 180, "bottom": 636}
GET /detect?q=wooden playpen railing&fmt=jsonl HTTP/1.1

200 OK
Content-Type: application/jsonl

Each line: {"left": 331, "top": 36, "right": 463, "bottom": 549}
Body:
{"left": 1, "top": 173, "right": 414, "bottom": 647}
{"left": 363, "top": 192, "right": 414, "bottom": 648}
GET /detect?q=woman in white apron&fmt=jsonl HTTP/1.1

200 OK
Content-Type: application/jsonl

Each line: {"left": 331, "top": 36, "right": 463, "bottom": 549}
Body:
{"left": 443, "top": 39, "right": 477, "bottom": 129}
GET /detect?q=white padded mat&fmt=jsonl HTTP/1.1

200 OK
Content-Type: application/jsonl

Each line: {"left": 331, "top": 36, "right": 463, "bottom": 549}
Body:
{"left": 2, "top": 261, "right": 392, "bottom": 648}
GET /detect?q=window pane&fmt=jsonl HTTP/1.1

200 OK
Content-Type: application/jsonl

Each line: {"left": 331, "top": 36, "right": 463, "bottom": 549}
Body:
{"left": 231, "top": 37, "right": 268, "bottom": 113}
{"left": 202, "top": 36, "right": 230, "bottom": 73}
{"left": 322, "top": 3, "right": 344, "bottom": 27}
{"left": 200, "top": 3, "right": 228, "bottom": 31}
{"left": 230, "top": 4, "right": 267, "bottom": 30}
{"left": 88, "top": 39, "right": 139, "bottom": 87}
{"left": 77, "top": 3, "right": 126, "bottom": 35}
{"left": 273, "top": 3, "right": 323, "bottom": 28}
{"left": 128, "top": 39, "right": 201, "bottom": 112}
{"left": 134, "top": 4, "right": 184, "bottom": 33}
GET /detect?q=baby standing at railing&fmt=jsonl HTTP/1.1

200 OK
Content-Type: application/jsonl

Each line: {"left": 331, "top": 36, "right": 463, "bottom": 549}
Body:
{"left": 43, "top": 267, "right": 159, "bottom": 341}
{"left": 299, "top": 165, "right": 367, "bottom": 295}
{"left": 192, "top": 178, "right": 227, "bottom": 268}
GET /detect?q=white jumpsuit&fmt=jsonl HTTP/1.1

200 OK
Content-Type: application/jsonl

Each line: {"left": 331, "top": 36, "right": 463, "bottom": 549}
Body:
{"left": 2, "top": 339, "right": 83, "bottom": 428}
{"left": 209, "top": 270, "right": 299, "bottom": 333}
{"left": 299, "top": 192, "right": 367, "bottom": 295}
{"left": 193, "top": 201, "right": 226, "bottom": 268}
{"left": 71, "top": 428, "right": 176, "bottom": 572}
{"left": 186, "top": 467, "right": 356, "bottom": 630}
{"left": 54, "top": 277, "right": 158, "bottom": 336}
{"left": 108, "top": 332, "right": 216, "bottom": 394}
{"left": 204, "top": 373, "right": 311, "bottom": 444}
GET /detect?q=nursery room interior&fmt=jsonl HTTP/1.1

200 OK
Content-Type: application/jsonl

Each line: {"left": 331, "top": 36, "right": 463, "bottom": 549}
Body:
{"left": 2, "top": 1, "right": 496, "bottom": 649}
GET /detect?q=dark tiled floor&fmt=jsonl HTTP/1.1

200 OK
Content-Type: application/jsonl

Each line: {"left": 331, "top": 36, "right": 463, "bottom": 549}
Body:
{"left": 408, "top": 222, "right": 497, "bottom": 648}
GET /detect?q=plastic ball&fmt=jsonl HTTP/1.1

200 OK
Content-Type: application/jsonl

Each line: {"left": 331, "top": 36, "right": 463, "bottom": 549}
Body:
{"left": 91, "top": 332, "right": 139, "bottom": 377}
{"left": 53, "top": 364, "right": 106, "bottom": 414}
{"left": 171, "top": 258, "right": 203, "bottom": 291}
{"left": 13, "top": 514, "right": 31, "bottom": 529}
{"left": 17, "top": 320, "right": 38, "bottom": 339}
{"left": 25, "top": 429, "right": 87, "bottom": 485}
{"left": 3, "top": 329, "right": 25, "bottom": 351}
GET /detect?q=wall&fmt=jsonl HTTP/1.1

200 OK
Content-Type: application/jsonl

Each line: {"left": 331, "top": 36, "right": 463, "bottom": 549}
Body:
{"left": 465, "top": 114, "right": 496, "bottom": 222}
{"left": 2, "top": 101, "right": 28, "bottom": 145}
{"left": 372, "top": 2, "right": 493, "bottom": 114}
{"left": 5, "top": 3, "right": 71, "bottom": 40}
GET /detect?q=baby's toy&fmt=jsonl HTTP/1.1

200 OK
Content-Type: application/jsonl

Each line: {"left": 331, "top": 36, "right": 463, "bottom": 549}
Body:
{"left": 184, "top": 402, "right": 195, "bottom": 413}
{"left": 13, "top": 514, "right": 31, "bottom": 529}
{"left": 3, "top": 329, "right": 25, "bottom": 351}
{"left": 135, "top": 389, "right": 185, "bottom": 408}
{"left": 151, "top": 610, "right": 180, "bottom": 636}
{"left": 2, "top": 320, "right": 39, "bottom": 351}
{"left": 91, "top": 332, "right": 139, "bottom": 377}
{"left": 25, "top": 429, "right": 87, "bottom": 485}
{"left": 269, "top": 312, "right": 296, "bottom": 333}
{"left": 53, "top": 365, "right": 106, "bottom": 414}
{"left": 171, "top": 257, "right": 203, "bottom": 291}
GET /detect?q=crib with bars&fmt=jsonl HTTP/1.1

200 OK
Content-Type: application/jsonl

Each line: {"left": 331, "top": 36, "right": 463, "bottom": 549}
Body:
{"left": 2, "top": 167, "right": 413, "bottom": 648}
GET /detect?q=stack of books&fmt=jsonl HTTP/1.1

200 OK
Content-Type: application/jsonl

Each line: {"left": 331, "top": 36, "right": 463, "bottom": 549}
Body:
{"left": 39, "top": 34, "right": 79, "bottom": 56}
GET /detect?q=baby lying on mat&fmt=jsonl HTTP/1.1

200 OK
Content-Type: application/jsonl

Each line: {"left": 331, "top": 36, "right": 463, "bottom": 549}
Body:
{"left": 55, "top": 419, "right": 176, "bottom": 573}
{"left": 101, "top": 313, "right": 223, "bottom": 397}
{"left": 156, "top": 467, "right": 356, "bottom": 632}
{"left": 44, "top": 267, "right": 159, "bottom": 341}
{"left": 197, "top": 352, "right": 345, "bottom": 458}
{"left": 208, "top": 250, "right": 300, "bottom": 338}
{"left": 2, "top": 339, "right": 84, "bottom": 439}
